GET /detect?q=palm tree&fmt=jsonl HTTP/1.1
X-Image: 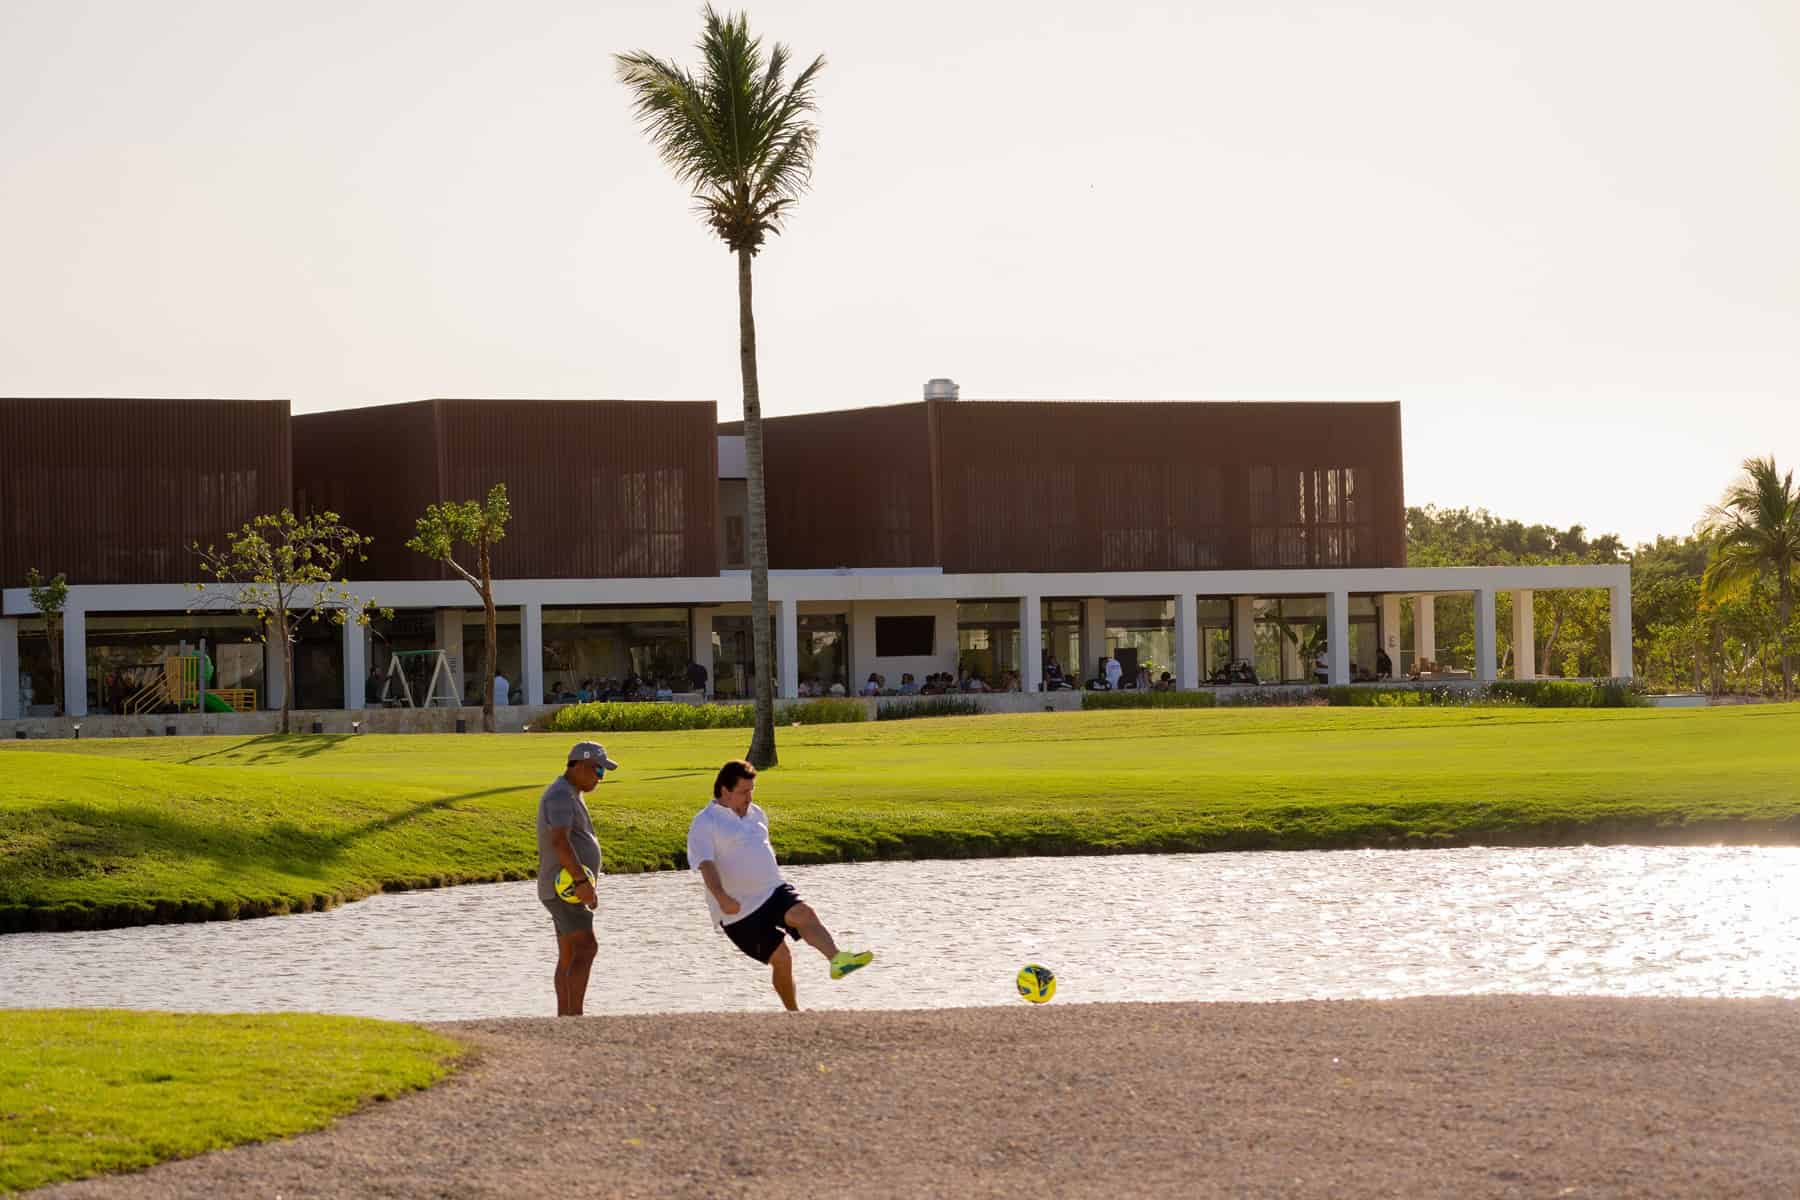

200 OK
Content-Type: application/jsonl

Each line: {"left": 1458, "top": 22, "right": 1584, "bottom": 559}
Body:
{"left": 1701, "top": 456, "right": 1800, "bottom": 699}
{"left": 616, "top": 6, "right": 824, "bottom": 768}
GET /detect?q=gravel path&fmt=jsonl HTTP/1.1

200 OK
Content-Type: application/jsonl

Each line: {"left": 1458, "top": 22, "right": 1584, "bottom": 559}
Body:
{"left": 34, "top": 996, "right": 1800, "bottom": 1198}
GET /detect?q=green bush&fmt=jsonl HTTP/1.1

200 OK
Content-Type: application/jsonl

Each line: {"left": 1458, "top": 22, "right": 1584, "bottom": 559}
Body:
{"left": 1215, "top": 687, "right": 1328, "bottom": 707}
{"left": 548, "top": 698, "right": 869, "bottom": 733}
{"left": 876, "top": 696, "right": 983, "bottom": 720}
{"left": 1323, "top": 681, "right": 1645, "bottom": 709}
{"left": 1081, "top": 690, "right": 1218, "bottom": 710}
{"left": 1487, "top": 680, "right": 1645, "bottom": 708}
{"left": 779, "top": 699, "right": 869, "bottom": 725}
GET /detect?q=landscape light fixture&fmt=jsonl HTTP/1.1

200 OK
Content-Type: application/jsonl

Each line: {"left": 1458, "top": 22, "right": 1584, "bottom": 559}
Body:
{"left": 351, "top": 720, "right": 360, "bottom": 735}
{"left": 73, "top": 724, "right": 81, "bottom": 739}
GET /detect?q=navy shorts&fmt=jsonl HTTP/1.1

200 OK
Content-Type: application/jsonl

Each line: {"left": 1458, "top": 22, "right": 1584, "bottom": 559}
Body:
{"left": 722, "top": 883, "right": 804, "bottom": 964}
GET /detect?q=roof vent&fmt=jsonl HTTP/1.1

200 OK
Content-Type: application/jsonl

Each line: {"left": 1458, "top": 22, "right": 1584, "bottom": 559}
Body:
{"left": 923, "top": 378, "right": 959, "bottom": 401}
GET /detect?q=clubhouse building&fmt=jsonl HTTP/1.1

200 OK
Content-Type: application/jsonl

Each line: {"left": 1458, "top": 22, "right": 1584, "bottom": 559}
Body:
{"left": 0, "top": 390, "right": 1631, "bottom": 724}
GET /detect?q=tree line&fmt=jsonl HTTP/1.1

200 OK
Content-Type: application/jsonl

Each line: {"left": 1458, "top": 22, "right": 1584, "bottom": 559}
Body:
{"left": 1410, "top": 456, "right": 1799, "bottom": 698}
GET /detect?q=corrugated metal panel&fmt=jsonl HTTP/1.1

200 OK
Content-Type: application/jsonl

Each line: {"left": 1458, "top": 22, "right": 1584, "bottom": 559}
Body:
{"left": 436, "top": 399, "right": 719, "bottom": 579}
{"left": 932, "top": 401, "right": 1406, "bottom": 573}
{"left": 758, "top": 402, "right": 937, "bottom": 568}
{"left": 0, "top": 397, "right": 291, "bottom": 587}
{"left": 292, "top": 401, "right": 441, "bottom": 580}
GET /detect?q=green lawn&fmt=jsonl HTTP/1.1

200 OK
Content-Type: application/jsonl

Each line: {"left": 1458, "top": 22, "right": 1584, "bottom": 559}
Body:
{"left": 0, "top": 1010, "right": 460, "bottom": 1193}
{"left": 3, "top": 705, "right": 1798, "bottom": 932}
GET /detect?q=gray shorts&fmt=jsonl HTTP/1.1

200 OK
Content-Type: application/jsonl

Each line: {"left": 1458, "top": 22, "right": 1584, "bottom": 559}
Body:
{"left": 542, "top": 895, "right": 596, "bottom": 938}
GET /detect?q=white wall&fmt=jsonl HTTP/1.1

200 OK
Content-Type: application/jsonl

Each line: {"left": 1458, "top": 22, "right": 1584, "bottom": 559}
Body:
{"left": 849, "top": 599, "right": 959, "bottom": 684}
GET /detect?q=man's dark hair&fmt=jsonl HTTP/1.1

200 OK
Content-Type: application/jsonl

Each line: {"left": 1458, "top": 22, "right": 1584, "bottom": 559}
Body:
{"left": 714, "top": 759, "right": 756, "bottom": 799}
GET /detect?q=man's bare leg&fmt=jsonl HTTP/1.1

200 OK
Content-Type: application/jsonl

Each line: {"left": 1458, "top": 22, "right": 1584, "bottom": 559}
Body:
{"left": 770, "top": 940, "right": 799, "bottom": 1011}
{"left": 782, "top": 902, "right": 841, "bottom": 961}
{"left": 555, "top": 930, "right": 598, "bottom": 1016}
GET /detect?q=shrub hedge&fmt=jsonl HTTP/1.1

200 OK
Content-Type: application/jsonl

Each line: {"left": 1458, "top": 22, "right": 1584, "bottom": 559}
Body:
{"left": 1325, "top": 681, "right": 1644, "bottom": 708}
{"left": 875, "top": 697, "right": 984, "bottom": 720}
{"left": 548, "top": 698, "right": 868, "bottom": 733}
{"left": 1081, "top": 690, "right": 1219, "bottom": 710}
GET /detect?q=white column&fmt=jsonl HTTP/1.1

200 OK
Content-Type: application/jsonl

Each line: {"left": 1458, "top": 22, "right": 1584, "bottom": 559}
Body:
{"left": 1020, "top": 595, "right": 1043, "bottom": 692}
{"left": 1326, "top": 590, "right": 1350, "bottom": 686}
{"left": 691, "top": 608, "right": 714, "bottom": 698}
{"left": 264, "top": 620, "right": 286, "bottom": 711}
{"left": 1609, "top": 583, "right": 1634, "bottom": 680}
{"left": 1081, "top": 598, "right": 1107, "bottom": 683}
{"left": 776, "top": 599, "right": 799, "bottom": 700}
{"left": 342, "top": 613, "right": 366, "bottom": 711}
{"left": 1379, "top": 594, "right": 1402, "bottom": 678}
{"left": 1174, "top": 593, "right": 1199, "bottom": 689}
{"left": 0, "top": 618, "right": 18, "bottom": 720}
{"left": 1511, "top": 590, "right": 1535, "bottom": 680}
{"left": 1473, "top": 589, "right": 1497, "bottom": 683}
{"left": 1414, "top": 594, "right": 1436, "bottom": 667}
{"left": 1231, "top": 595, "right": 1256, "bottom": 666}
{"left": 522, "top": 602, "right": 544, "bottom": 706}
{"left": 62, "top": 607, "right": 87, "bottom": 717}
{"left": 434, "top": 608, "right": 464, "bottom": 698}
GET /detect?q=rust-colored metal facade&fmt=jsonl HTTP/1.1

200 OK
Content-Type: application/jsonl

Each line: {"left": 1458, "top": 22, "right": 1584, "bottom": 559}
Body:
{"left": 293, "top": 399, "right": 719, "bottom": 581}
{"left": 0, "top": 398, "right": 291, "bottom": 587}
{"left": 759, "top": 402, "right": 939, "bottom": 569}
{"left": 751, "top": 399, "right": 1405, "bottom": 573}
{"left": 934, "top": 401, "right": 1406, "bottom": 573}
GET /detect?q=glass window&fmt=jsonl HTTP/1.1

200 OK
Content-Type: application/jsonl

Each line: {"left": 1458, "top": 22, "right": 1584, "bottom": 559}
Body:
{"left": 14, "top": 616, "right": 54, "bottom": 715}
{"left": 798, "top": 613, "right": 848, "bottom": 695}
{"left": 84, "top": 612, "right": 267, "bottom": 714}
{"left": 463, "top": 609, "right": 522, "bottom": 705}
{"left": 711, "top": 615, "right": 775, "bottom": 700}
{"left": 543, "top": 607, "right": 691, "bottom": 701}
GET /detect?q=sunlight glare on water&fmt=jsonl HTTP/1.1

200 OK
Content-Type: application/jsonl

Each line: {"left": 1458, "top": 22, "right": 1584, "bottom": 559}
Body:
{"left": 2, "top": 846, "right": 1796, "bottom": 1020}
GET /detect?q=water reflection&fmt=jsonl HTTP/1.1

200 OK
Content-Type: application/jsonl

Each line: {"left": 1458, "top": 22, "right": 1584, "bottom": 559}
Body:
{"left": 3, "top": 846, "right": 1796, "bottom": 1021}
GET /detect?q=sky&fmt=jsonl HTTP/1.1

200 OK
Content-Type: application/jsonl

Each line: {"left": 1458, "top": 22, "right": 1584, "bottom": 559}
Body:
{"left": 2, "top": 0, "right": 1796, "bottom": 547}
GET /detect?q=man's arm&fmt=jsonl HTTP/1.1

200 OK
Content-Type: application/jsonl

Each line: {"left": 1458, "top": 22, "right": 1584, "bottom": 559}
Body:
{"left": 695, "top": 860, "right": 740, "bottom": 915}
{"left": 548, "top": 826, "right": 596, "bottom": 909}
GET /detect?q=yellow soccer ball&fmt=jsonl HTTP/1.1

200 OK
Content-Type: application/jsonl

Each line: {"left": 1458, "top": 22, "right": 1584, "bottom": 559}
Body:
{"left": 556, "top": 865, "right": 596, "bottom": 904}
{"left": 1016, "top": 963, "right": 1056, "bottom": 1004}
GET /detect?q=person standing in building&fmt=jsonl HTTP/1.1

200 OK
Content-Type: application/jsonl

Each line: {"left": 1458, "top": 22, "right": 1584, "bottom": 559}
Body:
{"left": 688, "top": 760, "right": 873, "bottom": 1011}
{"left": 493, "top": 668, "right": 512, "bottom": 707}
{"left": 538, "top": 741, "right": 619, "bottom": 1016}
{"left": 1104, "top": 655, "right": 1123, "bottom": 690}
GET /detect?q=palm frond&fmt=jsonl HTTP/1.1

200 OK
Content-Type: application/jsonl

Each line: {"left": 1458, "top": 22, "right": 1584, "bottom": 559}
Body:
{"left": 616, "top": 4, "right": 824, "bottom": 253}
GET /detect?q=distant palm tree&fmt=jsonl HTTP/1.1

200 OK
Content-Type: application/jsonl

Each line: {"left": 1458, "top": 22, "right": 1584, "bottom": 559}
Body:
{"left": 1701, "top": 456, "right": 1800, "bottom": 698}
{"left": 617, "top": 6, "right": 825, "bottom": 769}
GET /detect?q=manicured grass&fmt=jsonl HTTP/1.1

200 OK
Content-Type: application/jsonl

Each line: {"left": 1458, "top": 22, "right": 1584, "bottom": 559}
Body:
{"left": 3, "top": 705, "right": 1798, "bottom": 932}
{"left": 0, "top": 1009, "right": 460, "bottom": 1193}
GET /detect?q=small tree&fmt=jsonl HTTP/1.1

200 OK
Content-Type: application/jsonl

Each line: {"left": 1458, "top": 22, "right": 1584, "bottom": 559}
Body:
{"left": 25, "top": 568, "right": 69, "bottom": 716}
{"left": 193, "top": 510, "right": 384, "bottom": 734}
{"left": 407, "top": 484, "right": 510, "bottom": 733}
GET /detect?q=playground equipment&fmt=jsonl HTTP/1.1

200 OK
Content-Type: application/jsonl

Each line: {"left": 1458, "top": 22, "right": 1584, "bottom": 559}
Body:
{"left": 121, "top": 642, "right": 257, "bottom": 715}
{"left": 380, "top": 649, "right": 459, "bottom": 708}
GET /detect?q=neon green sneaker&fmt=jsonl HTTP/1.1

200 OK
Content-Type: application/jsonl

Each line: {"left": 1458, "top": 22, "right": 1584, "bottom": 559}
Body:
{"left": 830, "top": 950, "right": 874, "bottom": 980}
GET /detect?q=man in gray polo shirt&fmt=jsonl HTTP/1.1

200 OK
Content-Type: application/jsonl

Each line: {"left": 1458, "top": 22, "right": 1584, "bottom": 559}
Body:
{"left": 538, "top": 740, "right": 618, "bottom": 1016}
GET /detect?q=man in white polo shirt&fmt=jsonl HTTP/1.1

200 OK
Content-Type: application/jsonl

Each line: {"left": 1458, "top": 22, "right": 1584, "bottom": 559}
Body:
{"left": 687, "top": 759, "right": 873, "bottom": 1010}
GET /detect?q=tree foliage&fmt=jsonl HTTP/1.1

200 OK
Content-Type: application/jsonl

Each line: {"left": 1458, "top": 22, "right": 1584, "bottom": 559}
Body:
{"left": 25, "top": 568, "right": 69, "bottom": 716}
{"left": 192, "top": 510, "right": 383, "bottom": 733}
{"left": 407, "top": 484, "right": 510, "bottom": 733}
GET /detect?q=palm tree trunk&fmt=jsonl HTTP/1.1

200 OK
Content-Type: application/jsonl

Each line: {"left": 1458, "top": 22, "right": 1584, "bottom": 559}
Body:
{"left": 739, "top": 247, "right": 778, "bottom": 768}
{"left": 480, "top": 539, "right": 497, "bottom": 734}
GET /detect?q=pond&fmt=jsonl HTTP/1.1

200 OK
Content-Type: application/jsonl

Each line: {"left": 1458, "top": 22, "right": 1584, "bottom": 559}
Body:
{"left": 3, "top": 846, "right": 1796, "bottom": 1021}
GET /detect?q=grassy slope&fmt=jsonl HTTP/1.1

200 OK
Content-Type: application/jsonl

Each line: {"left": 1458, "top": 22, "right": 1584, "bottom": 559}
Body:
{"left": 2, "top": 705, "right": 1798, "bottom": 931}
{"left": 0, "top": 1010, "right": 460, "bottom": 1193}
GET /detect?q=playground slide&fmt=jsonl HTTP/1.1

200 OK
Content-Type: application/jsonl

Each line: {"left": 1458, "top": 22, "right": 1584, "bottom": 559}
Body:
{"left": 202, "top": 692, "right": 234, "bottom": 713}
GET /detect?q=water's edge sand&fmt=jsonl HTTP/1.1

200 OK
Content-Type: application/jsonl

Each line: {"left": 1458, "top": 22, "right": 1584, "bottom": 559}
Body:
{"left": 34, "top": 995, "right": 1800, "bottom": 1198}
